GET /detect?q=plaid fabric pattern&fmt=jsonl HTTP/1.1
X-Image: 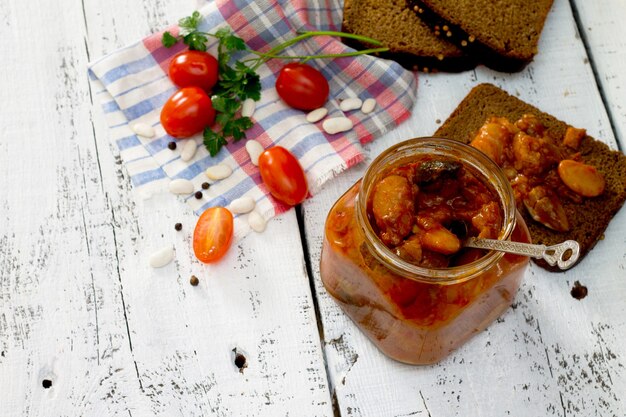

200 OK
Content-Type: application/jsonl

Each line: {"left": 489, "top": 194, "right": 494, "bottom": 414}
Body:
{"left": 88, "top": 0, "right": 417, "bottom": 238}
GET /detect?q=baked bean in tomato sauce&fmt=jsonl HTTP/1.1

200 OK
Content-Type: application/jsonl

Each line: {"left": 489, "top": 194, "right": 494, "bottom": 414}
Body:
{"left": 470, "top": 114, "right": 605, "bottom": 232}
{"left": 367, "top": 157, "right": 502, "bottom": 268}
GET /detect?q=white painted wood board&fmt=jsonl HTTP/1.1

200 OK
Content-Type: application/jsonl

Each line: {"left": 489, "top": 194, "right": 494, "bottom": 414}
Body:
{"left": 571, "top": 0, "right": 626, "bottom": 148}
{"left": 303, "top": 0, "right": 626, "bottom": 415}
{"left": 0, "top": 0, "right": 332, "bottom": 416}
{"left": 2, "top": 0, "right": 626, "bottom": 415}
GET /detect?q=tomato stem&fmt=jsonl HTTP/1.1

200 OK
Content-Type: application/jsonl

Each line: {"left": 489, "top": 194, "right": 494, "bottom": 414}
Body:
{"left": 248, "top": 47, "right": 389, "bottom": 62}
{"left": 294, "top": 30, "right": 385, "bottom": 46}
{"left": 263, "top": 30, "right": 385, "bottom": 56}
{"left": 169, "top": 27, "right": 389, "bottom": 71}
{"left": 248, "top": 31, "right": 389, "bottom": 70}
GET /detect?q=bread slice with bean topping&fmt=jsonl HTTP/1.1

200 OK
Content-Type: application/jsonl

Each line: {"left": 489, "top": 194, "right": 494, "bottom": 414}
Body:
{"left": 434, "top": 83, "right": 626, "bottom": 271}
{"left": 342, "top": 0, "right": 477, "bottom": 72}
{"left": 406, "top": 0, "right": 554, "bottom": 71}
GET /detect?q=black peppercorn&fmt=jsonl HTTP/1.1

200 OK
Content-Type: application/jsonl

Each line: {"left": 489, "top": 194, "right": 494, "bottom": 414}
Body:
{"left": 234, "top": 353, "right": 247, "bottom": 369}
{"left": 174, "top": 223, "right": 182, "bottom": 231}
{"left": 201, "top": 182, "right": 210, "bottom": 190}
{"left": 190, "top": 275, "right": 199, "bottom": 286}
{"left": 571, "top": 281, "right": 588, "bottom": 300}
{"left": 194, "top": 191, "right": 203, "bottom": 199}
{"left": 168, "top": 141, "right": 177, "bottom": 150}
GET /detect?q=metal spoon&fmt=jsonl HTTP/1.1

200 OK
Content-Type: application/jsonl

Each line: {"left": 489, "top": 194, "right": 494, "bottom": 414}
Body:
{"left": 464, "top": 238, "right": 580, "bottom": 270}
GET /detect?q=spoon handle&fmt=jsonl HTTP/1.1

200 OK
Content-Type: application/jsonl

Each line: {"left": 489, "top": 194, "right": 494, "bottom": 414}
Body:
{"left": 464, "top": 238, "right": 580, "bottom": 270}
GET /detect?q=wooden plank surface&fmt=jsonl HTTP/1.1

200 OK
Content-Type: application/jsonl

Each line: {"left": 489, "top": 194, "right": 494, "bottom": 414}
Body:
{"left": 303, "top": 0, "right": 626, "bottom": 416}
{"left": 571, "top": 0, "right": 626, "bottom": 148}
{"left": 0, "top": 0, "right": 332, "bottom": 416}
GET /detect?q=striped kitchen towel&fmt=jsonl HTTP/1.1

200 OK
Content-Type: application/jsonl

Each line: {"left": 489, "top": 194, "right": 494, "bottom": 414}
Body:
{"left": 88, "top": 0, "right": 417, "bottom": 238}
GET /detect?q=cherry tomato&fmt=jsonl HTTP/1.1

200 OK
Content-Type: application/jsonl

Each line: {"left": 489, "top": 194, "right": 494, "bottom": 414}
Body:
{"left": 168, "top": 50, "right": 219, "bottom": 92}
{"left": 160, "top": 86, "right": 215, "bottom": 138}
{"left": 275, "top": 63, "right": 329, "bottom": 111}
{"left": 193, "top": 207, "right": 234, "bottom": 263}
{"left": 258, "top": 146, "right": 308, "bottom": 206}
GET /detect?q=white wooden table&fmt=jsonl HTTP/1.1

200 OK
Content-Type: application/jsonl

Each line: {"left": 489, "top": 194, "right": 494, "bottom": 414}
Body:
{"left": 1, "top": 0, "right": 625, "bottom": 416}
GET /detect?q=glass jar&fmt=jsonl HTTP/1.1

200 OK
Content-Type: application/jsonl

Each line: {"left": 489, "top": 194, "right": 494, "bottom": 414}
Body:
{"left": 320, "top": 137, "right": 531, "bottom": 365}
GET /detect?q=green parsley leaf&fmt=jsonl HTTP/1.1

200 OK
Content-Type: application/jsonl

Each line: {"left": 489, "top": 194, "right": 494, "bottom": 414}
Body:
{"left": 221, "top": 33, "right": 247, "bottom": 52}
{"left": 211, "top": 96, "right": 235, "bottom": 114}
{"left": 219, "top": 65, "right": 239, "bottom": 82}
{"left": 161, "top": 31, "right": 178, "bottom": 48}
{"left": 214, "top": 28, "right": 246, "bottom": 50}
{"left": 228, "top": 117, "right": 253, "bottom": 141}
{"left": 178, "top": 11, "right": 202, "bottom": 35}
{"left": 214, "top": 28, "right": 247, "bottom": 70}
{"left": 211, "top": 97, "right": 227, "bottom": 114}
{"left": 203, "top": 128, "right": 228, "bottom": 157}
{"left": 216, "top": 48, "right": 233, "bottom": 71}
{"left": 239, "top": 71, "right": 261, "bottom": 101}
{"left": 183, "top": 32, "right": 208, "bottom": 51}
{"left": 217, "top": 53, "right": 231, "bottom": 71}
{"left": 214, "top": 27, "right": 232, "bottom": 39}
{"left": 215, "top": 112, "right": 231, "bottom": 127}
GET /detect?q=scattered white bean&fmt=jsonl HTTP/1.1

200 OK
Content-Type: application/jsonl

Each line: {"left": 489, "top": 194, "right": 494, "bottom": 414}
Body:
{"left": 205, "top": 163, "right": 233, "bottom": 180}
{"left": 248, "top": 210, "right": 267, "bottom": 233}
{"left": 241, "top": 98, "right": 256, "bottom": 118}
{"left": 229, "top": 196, "right": 256, "bottom": 214}
{"left": 180, "top": 140, "right": 198, "bottom": 162}
{"left": 169, "top": 179, "right": 194, "bottom": 195}
{"left": 361, "top": 98, "right": 377, "bottom": 114}
{"left": 131, "top": 122, "right": 155, "bottom": 138}
{"left": 245, "top": 140, "right": 264, "bottom": 166}
{"left": 149, "top": 245, "right": 174, "bottom": 268}
{"left": 322, "top": 117, "right": 353, "bottom": 135}
{"left": 306, "top": 107, "right": 328, "bottom": 123}
{"left": 340, "top": 98, "right": 363, "bottom": 112}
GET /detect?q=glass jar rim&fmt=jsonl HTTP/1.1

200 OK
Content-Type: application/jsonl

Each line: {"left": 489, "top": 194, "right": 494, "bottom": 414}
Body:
{"left": 355, "top": 137, "right": 518, "bottom": 284}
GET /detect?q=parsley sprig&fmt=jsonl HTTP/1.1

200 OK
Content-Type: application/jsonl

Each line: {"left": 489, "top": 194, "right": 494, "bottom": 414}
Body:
{"left": 162, "top": 11, "right": 388, "bottom": 156}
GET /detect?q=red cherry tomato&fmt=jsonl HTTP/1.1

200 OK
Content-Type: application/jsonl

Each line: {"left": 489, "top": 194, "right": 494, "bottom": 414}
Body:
{"left": 275, "top": 63, "right": 329, "bottom": 111}
{"left": 168, "top": 50, "right": 219, "bottom": 91}
{"left": 193, "top": 207, "right": 234, "bottom": 263}
{"left": 160, "top": 87, "right": 215, "bottom": 138}
{"left": 258, "top": 146, "right": 308, "bottom": 206}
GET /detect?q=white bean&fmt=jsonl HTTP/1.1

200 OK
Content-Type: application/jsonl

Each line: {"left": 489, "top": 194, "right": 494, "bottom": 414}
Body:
{"left": 245, "top": 140, "right": 264, "bottom": 166}
{"left": 131, "top": 122, "right": 155, "bottom": 138}
{"left": 340, "top": 98, "right": 363, "bottom": 112}
{"left": 180, "top": 140, "right": 198, "bottom": 162}
{"left": 241, "top": 98, "right": 256, "bottom": 118}
{"left": 205, "top": 163, "right": 233, "bottom": 180}
{"left": 229, "top": 196, "right": 256, "bottom": 214}
{"left": 322, "top": 117, "right": 353, "bottom": 135}
{"left": 169, "top": 179, "right": 194, "bottom": 195}
{"left": 306, "top": 107, "right": 328, "bottom": 123}
{"left": 361, "top": 98, "right": 377, "bottom": 114}
{"left": 149, "top": 245, "right": 174, "bottom": 268}
{"left": 248, "top": 210, "right": 267, "bottom": 233}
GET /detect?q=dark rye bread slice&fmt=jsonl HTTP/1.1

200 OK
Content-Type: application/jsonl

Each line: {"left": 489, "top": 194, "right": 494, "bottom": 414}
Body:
{"left": 342, "top": 0, "right": 477, "bottom": 72}
{"left": 434, "top": 84, "right": 626, "bottom": 271}
{"left": 406, "top": 0, "right": 554, "bottom": 72}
